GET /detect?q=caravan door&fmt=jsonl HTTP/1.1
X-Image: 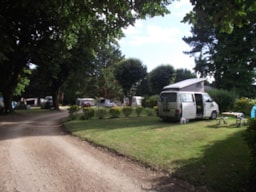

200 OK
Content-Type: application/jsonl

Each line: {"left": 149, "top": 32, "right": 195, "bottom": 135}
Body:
{"left": 180, "top": 93, "right": 196, "bottom": 119}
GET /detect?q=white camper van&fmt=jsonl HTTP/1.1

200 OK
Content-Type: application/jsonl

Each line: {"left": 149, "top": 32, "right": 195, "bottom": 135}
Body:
{"left": 157, "top": 91, "right": 219, "bottom": 121}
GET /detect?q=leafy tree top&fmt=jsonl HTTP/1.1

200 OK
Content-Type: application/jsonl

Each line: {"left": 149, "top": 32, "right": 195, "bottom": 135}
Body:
{"left": 184, "top": 0, "right": 256, "bottom": 33}
{"left": 115, "top": 58, "right": 147, "bottom": 97}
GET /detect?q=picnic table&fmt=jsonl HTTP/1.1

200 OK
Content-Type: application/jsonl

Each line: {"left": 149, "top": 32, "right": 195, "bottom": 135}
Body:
{"left": 220, "top": 112, "right": 247, "bottom": 127}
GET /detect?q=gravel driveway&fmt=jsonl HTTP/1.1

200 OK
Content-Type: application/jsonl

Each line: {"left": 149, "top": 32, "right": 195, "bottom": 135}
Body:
{"left": 0, "top": 109, "right": 202, "bottom": 192}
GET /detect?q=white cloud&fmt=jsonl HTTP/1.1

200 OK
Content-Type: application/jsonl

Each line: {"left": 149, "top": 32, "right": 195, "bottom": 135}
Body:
{"left": 119, "top": 0, "right": 195, "bottom": 72}
{"left": 121, "top": 24, "right": 180, "bottom": 46}
{"left": 122, "top": 20, "right": 143, "bottom": 35}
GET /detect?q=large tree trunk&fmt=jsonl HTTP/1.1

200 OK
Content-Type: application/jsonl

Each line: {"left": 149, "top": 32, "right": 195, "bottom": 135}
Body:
{"left": 52, "top": 90, "right": 60, "bottom": 110}
{"left": 2, "top": 90, "right": 13, "bottom": 114}
{"left": 128, "top": 96, "right": 133, "bottom": 106}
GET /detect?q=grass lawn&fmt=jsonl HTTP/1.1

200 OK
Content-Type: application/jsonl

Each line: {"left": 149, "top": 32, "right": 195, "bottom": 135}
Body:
{"left": 63, "top": 113, "right": 250, "bottom": 192}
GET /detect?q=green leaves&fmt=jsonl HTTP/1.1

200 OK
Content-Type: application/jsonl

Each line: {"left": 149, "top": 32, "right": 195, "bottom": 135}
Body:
{"left": 186, "top": 0, "right": 255, "bottom": 33}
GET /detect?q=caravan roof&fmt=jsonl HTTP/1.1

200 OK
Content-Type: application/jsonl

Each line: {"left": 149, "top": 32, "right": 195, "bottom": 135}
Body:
{"left": 163, "top": 78, "right": 206, "bottom": 92}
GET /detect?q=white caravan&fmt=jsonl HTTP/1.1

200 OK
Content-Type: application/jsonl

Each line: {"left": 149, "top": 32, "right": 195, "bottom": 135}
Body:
{"left": 157, "top": 91, "right": 219, "bottom": 121}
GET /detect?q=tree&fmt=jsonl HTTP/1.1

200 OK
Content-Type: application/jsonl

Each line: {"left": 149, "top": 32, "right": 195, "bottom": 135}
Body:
{"left": 115, "top": 58, "right": 147, "bottom": 105}
{"left": 0, "top": 0, "right": 171, "bottom": 113}
{"left": 93, "top": 41, "right": 124, "bottom": 99}
{"left": 183, "top": 10, "right": 256, "bottom": 97}
{"left": 148, "top": 65, "right": 176, "bottom": 94}
{"left": 184, "top": 0, "right": 256, "bottom": 33}
{"left": 175, "top": 68, "right": 196, "bottom": 82}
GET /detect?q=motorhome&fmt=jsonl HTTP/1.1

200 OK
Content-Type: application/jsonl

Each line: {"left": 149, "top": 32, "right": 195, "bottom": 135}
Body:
{"left": 157, "top": 78, "right": 219, "bottom": 121}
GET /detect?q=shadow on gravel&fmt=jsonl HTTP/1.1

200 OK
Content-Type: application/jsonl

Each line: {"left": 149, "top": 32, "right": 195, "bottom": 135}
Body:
{"left": 0, "top": 110, "right": 68, "bottom": 140}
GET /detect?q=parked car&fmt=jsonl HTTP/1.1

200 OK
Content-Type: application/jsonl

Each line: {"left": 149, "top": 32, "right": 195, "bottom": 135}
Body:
{"left": 41, "top": 96, "right": 53, "bottom": 109}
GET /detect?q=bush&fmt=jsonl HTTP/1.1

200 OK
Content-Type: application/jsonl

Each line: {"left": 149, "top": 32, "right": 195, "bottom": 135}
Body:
{"left": 234, "top": 98, "right": 256, "bottom": 116}
{"left": 207, "top": 89, "right": 236, "bottom": 112}
{"left": 122, "top": 106, "right": 133, "bottom": 117}
{"left": 83, "top": 107, "right": 95, "bottom": 120}
{"left": 135, "top": 106, "right": 143, "bottom": 117}
{"left": 68, "top": 105, "right": 80, "bottom": 120}
{"left": 244, "top": 118, "right": 256, "bottom": 191}
{"left": 109, "top": 107, "right": 121, "bottom": 118}
{"left": 143, "top": 95, "right": 158, "bottom": 108}
{"left": 153, "top": 106, "right": 158, "bottom": 116}
{"left": 145, "top": 107, "right": 154, "bottom": 116}
{"left": 95, "top": 108, "right": 108, "bottom": 119}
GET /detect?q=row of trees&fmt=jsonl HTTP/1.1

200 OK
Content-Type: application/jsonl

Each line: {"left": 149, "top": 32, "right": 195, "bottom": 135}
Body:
{"left": 0, "top": 0, "right": 171, "bottom": 113}
{"left": 24, "top": 57, "right": 196, "bottom": 106}
{"left": 1, "top": 0, "right": 255, "bottom": 112}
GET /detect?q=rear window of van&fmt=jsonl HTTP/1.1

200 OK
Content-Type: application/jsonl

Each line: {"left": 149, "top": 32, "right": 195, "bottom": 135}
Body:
{"left": 159, "top": 93, "right": 177, "bottom": 102}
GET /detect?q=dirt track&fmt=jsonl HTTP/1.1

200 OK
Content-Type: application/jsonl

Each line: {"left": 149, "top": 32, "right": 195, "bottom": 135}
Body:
{"left": 0, "top": 109, "right": 203, "bottom": 192}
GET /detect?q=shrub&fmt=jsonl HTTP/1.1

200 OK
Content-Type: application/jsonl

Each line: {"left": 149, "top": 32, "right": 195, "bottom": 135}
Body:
{"left": 143, "top": 95, "right": 158, "bottom": 108}
{"left": 145, "top": 107, "right": 154, "bottom": 116}
{"left": 207, "top": 89, "right": 236, "bottom": 112}
{"left": 109, "top": 107, "right": 121, "bottom": 118}
{"left": 234, "top": 98, "right": 256, "bottom": 116}
{"left": 122, "top": 106, "right": 133, "bottom": 117}
{"left": 95, "top": 108, "right": 108, "bottom": 119}
{"left": 153, "top": 106, "right": 158, "bottom": 116}
{"left": 68, "top": 105, "right": 80, "bottom": 120}
{"left": 244, "top": 118, "right": 256, "bottom": 191}
{"left": 83, "top": 107, "right": 95, "bottom": 120}
{"left": 135, "top": 106, "right": 143, "bottom": 117}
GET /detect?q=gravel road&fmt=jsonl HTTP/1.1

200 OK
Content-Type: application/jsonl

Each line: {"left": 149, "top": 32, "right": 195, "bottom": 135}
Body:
{"left": 0, "top": 109, "right": 203, "bottom": 192}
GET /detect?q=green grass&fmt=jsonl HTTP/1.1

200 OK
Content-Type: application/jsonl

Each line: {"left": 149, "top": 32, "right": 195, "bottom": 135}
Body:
{"left": 64, "top": 115, "right": 249, "bottom": 192}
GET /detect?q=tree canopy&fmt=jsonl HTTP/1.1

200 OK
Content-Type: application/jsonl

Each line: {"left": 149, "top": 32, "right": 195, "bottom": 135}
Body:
{"left": 183, "top": 1, "right": 256, "bottom": 97}
{"left": 114, "top": 58, "right": 147, "bottom": 105}
{"left": 184, "top": 0, "right": 256, "bottom": 33}
{"left": 148, "top": 65, "right": 176, "bottom": 94}
{"left": 0, "top": 0, "right": 170, "bottom": 112}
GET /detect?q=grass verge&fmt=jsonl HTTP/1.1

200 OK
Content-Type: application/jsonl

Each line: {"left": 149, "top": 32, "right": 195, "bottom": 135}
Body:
{"left": 63, "top": 115, "right": 249, "bottom": 192}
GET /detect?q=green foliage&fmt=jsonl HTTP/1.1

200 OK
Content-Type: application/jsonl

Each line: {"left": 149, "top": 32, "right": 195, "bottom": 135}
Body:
{"left": 109, "top": 107, "right": 121, "bottom": 118}
{"left": 135, "top": 106, "right": 143, "bottom": 117}
{"left": 183, "top": 3, "right": 256, "bottom": 96}
{"left": 115, "top": 58, "right": 147, "bottom": 98}
{"left": 83, "top": 107, "right": 95, "bottom": 120}
{"left": 234, "top": 98, "right": 256, "bottom": 116}
{"left": 244, "top": 118, "right": 256, "bottom": 191}
{"left": 144, "top": 95, "right": 158, "bottom": 108}
{"left": 14, "top": 67, "right": 32, "bottom": 96}
{"left": 122, "top": 106, "right": 133, "bottom": 117}
{"left": 0, "top": 0, "right": 170, "bottom": 112}
{"left": 207, "top": 89, "right": 236, "bottom": 112}
{"left": 153, "top": 106, "right": 158, "bottom": 115}
{"left": 183, "top": 0, "right": 256, "bottom": 33}
{"left": 175, "top": 68, "right": 196, "bottom": 83}
{"left": 68, "top": 105, "right": 80, "bottom": 120}
{"left": 145, "top": 108, "right": 155, "bottom": 116}
{"left": 148, "top": 65, "right": 176, "bottom": 94}
{"left": 95, "top": 108, "right": 108, "bottom": 119}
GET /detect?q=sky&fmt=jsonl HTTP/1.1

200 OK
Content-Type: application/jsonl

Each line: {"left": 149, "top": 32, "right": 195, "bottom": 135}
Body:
{"left": 118, "top": 0, "right": 195, "bottom": 73}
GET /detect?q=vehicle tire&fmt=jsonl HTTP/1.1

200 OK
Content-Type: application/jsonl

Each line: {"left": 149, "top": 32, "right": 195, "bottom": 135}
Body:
{"left": 210, "top": 111, "right": 218, "bottom": 119}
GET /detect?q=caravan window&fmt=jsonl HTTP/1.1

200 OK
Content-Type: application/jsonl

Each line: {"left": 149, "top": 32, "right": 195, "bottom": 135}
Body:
{"left": 180, "top": 93, "right": 194, "bottom": 103}
{"left": 159, "top": 93, "right": 176, "bottom": 102}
